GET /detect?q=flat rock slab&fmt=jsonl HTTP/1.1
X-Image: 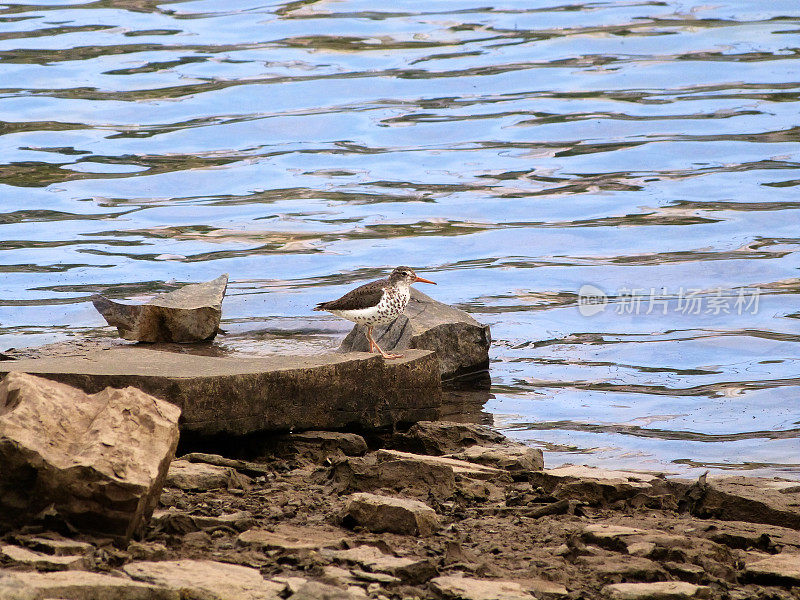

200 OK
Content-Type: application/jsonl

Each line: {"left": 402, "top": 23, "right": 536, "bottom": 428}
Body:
{"left": 93, "top": 274, "right": 228, "bottom": 343}
{"left": 339, "top": 288, "right": 491, "bottom": 379}
{"left": 123, "top": 559, "right": 285, "bottom": 600}
{"left": 0, "top": 346, "right": 441, "bottom": 435}
{"left": 6, "top": 570, "right": 178, "bottom": 600}
{"left": 744, "top": 552, "right": 800, "bottom": 585}
{"left": 238, "top": 524, "right": 344, "bottom": 553}
{"left": 603, "top": 582, "right": 711, "bottom": 599}
{"left": 430, "top": 575, "right": 541, "bottom": 600}
{"left": 0, "top": 544, "right": 87, "bottom": 570}
{"left": 0, "top": 372, "right": 180, "bottom": 541}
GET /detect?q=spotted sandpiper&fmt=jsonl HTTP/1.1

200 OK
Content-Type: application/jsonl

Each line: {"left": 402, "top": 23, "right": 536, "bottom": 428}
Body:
{"left": 313, "top": 266, "right": 436, "bottom": 359}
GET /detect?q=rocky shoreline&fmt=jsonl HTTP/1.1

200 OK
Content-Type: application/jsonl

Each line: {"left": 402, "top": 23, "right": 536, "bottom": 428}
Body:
{"left": 2, "top": 418, "right": 799, "bottom": 600}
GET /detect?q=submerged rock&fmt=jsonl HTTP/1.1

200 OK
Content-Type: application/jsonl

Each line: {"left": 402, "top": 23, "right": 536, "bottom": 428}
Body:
{"left": 0, "top": 346, "right": 441, "bottom": 435}
{"left": 92, "top": 274, "right": 228, "bottom": 343}
{"left": 338, "top": 288, "right": 490, "bottom": 379}
{"left": 0, "top": 372, "right": 180, "bottom": 541}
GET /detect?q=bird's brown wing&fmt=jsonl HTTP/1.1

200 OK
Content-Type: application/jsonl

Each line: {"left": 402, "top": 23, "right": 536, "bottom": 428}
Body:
{"left": 314, "top": 278, "right": 388, "bottom": 311}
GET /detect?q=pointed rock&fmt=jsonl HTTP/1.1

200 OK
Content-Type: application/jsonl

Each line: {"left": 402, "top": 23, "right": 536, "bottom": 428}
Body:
{"left": 92, "top": 274, "right": 227, "bottom": 342}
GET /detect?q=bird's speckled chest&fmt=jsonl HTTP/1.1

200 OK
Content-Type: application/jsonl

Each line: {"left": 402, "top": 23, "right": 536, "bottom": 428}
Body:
{"left": 371, "top": 285, "right": 410, "bottom": 324}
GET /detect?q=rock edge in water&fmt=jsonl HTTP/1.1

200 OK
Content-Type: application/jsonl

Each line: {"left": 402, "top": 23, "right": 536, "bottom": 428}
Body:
{"left": 92, "top": 274, "right": 228, "bottom": 343}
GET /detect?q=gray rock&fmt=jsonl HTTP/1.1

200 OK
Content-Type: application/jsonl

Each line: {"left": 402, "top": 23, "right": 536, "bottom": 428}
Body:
{"left": 342, "top": 492, "right": 440, "bottom": 536}
{"left": 744, "top": 552, "right": 800, "bottom": 586}
{"left": 0, "top": 347, "right": 441, "bottom": 435}
{"left": 392, "top": 421, "right": 506, "bottom": 455}
{"left": 338, "top": 288, "right": 490, "bottom": 379}
{"left": 6, "top": 570, "right": 178, "bottom": 600}
{"left": 127, "top": 541, "right": 169, "bottom": 561}
{"left": 0, "top": 372, "right": 180, "bottom": 541}
{"left": 123, "top": 559, "right": 285, "bottom": 600}
{"left": 92, "top": 274, "right": 227, "bottom": 343}
{"left": 602, "top": 582, "right": 710, "bottom": 599}
{"left": 529, "top": 465, "right": 666, "bottom": 506}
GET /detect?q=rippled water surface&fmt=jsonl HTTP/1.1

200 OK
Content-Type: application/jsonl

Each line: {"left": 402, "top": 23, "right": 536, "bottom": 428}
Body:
{"left": 2, "top": 0, "right": 799, "bottom": 478}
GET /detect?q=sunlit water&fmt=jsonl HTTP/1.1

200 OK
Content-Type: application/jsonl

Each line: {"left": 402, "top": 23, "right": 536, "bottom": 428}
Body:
{"left": 1, "top": 0, "right": 799, "bottom": 479}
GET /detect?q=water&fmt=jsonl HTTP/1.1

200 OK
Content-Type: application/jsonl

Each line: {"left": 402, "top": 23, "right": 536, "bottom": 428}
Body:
{"left": 1, "top": 0, "right": 799, "bottom": 479}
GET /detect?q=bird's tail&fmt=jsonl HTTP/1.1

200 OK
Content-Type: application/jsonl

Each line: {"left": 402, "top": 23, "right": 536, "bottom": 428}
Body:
{"left": 313, "top": 302, "right": 328, "bottom": 311}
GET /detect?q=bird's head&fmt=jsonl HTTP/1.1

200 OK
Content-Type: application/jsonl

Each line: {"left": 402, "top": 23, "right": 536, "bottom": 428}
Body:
{"left": 390, "top": 266, "right": 436, "bottom": 286}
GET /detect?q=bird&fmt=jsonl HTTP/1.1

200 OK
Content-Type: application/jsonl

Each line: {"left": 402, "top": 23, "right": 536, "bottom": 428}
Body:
{"left": 313, "top": 266, "right": 436, "bottom": 359}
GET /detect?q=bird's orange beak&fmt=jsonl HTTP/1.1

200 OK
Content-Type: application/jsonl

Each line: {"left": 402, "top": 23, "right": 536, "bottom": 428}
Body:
{"left": 414, "top": 276, "right": 436, "bottom": 285}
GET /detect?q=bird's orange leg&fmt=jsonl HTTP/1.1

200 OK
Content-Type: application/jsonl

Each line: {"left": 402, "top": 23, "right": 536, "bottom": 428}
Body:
{"left": 366, "top": 326, "right": 403, "bottom": 360}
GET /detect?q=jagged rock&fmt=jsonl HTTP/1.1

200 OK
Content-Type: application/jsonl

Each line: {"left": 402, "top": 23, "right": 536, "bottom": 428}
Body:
{"left": 342, "top": 492, "right": 440, "bottom": 536}
{"left": 123, "top": 559, "right": 285, "bottom": 599}
{"left": 338, "top": 288, "right": 490, "bottom": 379}
{"left": 0, "top": 372, "right": 180, "bottom": 541}
{"left": 237, "top": 525, "right": 343, "bottom": 554}
{"left": 391, "top": 421, "right": 506, "bottom": 455}
{"left": 744, "top": 552, "right": 800, "bottom": 585}
{"left": 0, "top": 347, "right": 440, "bottom": 435}
{"left": 166, "top": 459, "right": 251, "bottom": 491}
{"left": 92, "top": 274, "right": 228, "bottom": 343}
{"left": 272, "top": 431, "right": 368, "bottom": 461}
{"left": 602, "top": 581, "right": 711, "bottom": 599}
{"left": 0, "top": 544, "right": 87, "bottom": 570}
{"left": 6, "top": 570, "right": 176, "bottom": 600}
{"left": 430, "top": 575, "right": 540, "bottom": 600}
{"left": 447, "top": 444, "right": 544, "bottom": 474}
